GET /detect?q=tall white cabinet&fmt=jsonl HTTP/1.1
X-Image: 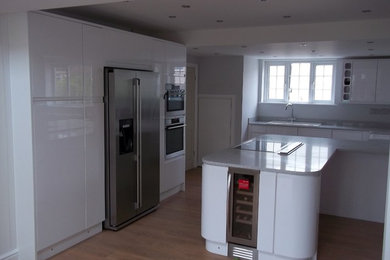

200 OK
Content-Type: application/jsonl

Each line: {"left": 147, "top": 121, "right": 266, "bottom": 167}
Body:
{"left": 21, "top": 11, "right": 186, "bottom": 259}
{"left": 29, "top": 12, "right": 105, "bottom": 256}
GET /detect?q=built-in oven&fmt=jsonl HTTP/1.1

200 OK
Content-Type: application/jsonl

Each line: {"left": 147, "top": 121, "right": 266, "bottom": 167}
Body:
{"left": 165, "top": 116, "right": 186, "bottom": 159}
{"left": 165, "top": 83, "right": 185, "bottom": 117}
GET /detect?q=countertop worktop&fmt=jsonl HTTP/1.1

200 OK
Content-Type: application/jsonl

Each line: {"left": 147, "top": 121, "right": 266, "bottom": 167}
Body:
{"left": 249, "top": 117, "right": 390, "bottom": 133}
{"left": 202, "top": 135, "right": 389, "bottom": 175}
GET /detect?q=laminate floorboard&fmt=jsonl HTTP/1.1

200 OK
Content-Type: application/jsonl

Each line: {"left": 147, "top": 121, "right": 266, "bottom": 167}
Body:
{"left": 51, "top": 167, "right": 383, "bottom": 260}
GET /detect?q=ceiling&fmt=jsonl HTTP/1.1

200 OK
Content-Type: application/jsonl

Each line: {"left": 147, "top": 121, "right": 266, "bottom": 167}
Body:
{"left": 31, "top": 0, "right": 390, "bottom": 58}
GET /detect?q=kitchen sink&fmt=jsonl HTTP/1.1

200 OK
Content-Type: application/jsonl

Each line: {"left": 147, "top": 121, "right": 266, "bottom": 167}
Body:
{"left": 267, "top": 120, "right": 321, "bottom": 127}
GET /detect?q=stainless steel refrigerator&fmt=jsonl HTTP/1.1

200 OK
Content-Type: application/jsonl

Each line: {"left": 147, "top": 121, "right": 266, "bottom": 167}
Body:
{"left": 104, "top": 67, "right": 160, "bottom": 230}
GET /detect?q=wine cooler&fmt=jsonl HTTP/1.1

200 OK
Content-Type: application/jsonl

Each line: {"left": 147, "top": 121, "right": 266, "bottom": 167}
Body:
{"left": 227, "top": 168, "right": 259, "bottom": 260}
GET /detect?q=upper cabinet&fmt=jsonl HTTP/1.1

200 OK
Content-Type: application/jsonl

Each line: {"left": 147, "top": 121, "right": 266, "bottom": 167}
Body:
{"left": 342, "top": 60, "right": 377, "bottom": 103}
{"left": 342, "top": 59, "right": 390, "bottom": 104}
{"left": 165, "top": 42, "right": 186, "bottom": 84}
{"left": 376, "top": 60, "right": 390, "bottom": 104}
{"left": 29, "top": 13, "right": 83, "bottom": 98}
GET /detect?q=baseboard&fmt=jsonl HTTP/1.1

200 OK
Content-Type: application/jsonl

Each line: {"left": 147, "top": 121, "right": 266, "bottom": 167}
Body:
{"left": 37, "top": 223, "right": 102, "bottom": 260}
{"left": 0, "top": 249, "right": 18, "bottom": 260}
{"left": 160, "top": 183, "right": 185, "bottom": 201}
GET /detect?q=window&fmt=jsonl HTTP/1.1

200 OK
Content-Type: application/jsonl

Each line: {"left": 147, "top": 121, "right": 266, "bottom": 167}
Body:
{"left": 263, "top": 60, "right": 335, "bottom": 104}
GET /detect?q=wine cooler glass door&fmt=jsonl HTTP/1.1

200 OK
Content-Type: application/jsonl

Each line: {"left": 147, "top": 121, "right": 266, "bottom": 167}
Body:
{"left": 227, "top": 168, "right": 259, "bottom": 248}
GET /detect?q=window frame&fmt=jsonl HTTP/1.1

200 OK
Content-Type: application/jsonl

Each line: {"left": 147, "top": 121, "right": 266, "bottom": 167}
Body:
{"left": 262, "top": 60, "right": 336, "bottom": 104}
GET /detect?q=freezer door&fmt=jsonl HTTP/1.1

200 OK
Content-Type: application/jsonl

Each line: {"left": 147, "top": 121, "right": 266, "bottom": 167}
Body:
{"left": 137, "top": 71, "right": 160, "bottom": 211}
{"left": 105, "top": 68, "right": 138, "bottom": 227}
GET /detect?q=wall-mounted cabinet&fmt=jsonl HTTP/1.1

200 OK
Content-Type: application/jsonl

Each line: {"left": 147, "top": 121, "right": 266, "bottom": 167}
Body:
{"left": 342, "top": 59, "right": 390, "bottom": 104}
{"left": 376, "top": 60, "right": 390, "bottom": 104}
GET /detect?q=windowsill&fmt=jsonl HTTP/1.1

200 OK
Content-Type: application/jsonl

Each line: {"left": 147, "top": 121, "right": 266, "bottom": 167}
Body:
{"left": 259, "top": 102, "right": 337, "bottom": 106}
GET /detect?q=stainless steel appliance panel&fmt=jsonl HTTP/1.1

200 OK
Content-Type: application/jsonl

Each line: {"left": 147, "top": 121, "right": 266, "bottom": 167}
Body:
{"left": 104, "top": 68, "right": 160, "bottom": 230}
{"left": 137, "top": 71, "right": 160, "bottom": 211}
{"left": 165, "top": 116, "right": 185, "bottom": 159}
{"left": 165, "top": 83, "right": 185, "bottom": 117}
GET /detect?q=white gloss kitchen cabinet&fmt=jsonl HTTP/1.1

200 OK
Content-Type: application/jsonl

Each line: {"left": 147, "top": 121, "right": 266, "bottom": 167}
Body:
{"left": 342, "top": 59, "right": 390, "bottom": 104}
{"left": 247, "top": 125, "right": 297, "bottom": 139}
{"left": 29, "top": 12, "right": 105, "bottom": 258}
{"left": 376, "top": 59, "right": 390, "bottom": 104}
{"left": 10, "top": 11, "right": 186, "bottom": 259}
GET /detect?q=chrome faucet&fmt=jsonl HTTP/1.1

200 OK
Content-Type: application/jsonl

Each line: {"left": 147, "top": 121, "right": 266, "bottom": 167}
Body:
{"left": 285, "top": 102, "right": 295, "bottom": 123}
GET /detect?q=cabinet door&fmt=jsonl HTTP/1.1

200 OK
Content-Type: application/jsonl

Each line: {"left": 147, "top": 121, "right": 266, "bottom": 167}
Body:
{"left": 332, "top": 129, "right": 364, "bottom": 141}
{"left": 350, "top": 60, "right": 377, "bottom": 103}
{"left": 376, "top": 60, "right": 390, "bottom": 104}
{"left": 248, "top": 125, "right": 267, "bottom": 139}
{"left": 165, "top": 42, "right": 186, "bottom": 84}
{"left": 85, "top": 101, "right": 105, "bottom": 227}
{"left": 33, "top": 101, "right": 85, "bottom": 250}
{"left": 266, "top": 126, "right": 298, "bottom": 136}
{"left": 298, "top": 127, "right": 332, "bottom": 138}
{"left": 83, "top": 25, "right": 154, "bottom": 98}
{"left": 274, "top": 174, "right": 320, "bottom": 258}
{"left": 29, "top": 13, "right": 83, "bottom": 98}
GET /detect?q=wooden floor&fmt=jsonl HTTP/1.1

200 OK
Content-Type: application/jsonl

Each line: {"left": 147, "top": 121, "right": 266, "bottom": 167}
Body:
{"left": 51, "top": 167, "right": 383, "bottom": 260}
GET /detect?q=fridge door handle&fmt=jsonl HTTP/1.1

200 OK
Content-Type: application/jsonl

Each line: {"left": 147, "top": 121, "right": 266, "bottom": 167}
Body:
{"left": 132, "top": 77, "right": 141, "bottom": 210}
{"left": 136, "top": 78, "right": 142, "bottom": 209}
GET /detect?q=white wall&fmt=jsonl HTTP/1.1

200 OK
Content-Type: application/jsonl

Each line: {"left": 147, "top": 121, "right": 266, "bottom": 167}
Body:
{"left": 241, "top": 56, "right": 259, "bottom": 141}
{"left": 198, "top": 55, "right": 243, "bottom": 145}
{"left": 0, "top": 14, "right": 17, "bottom": 260}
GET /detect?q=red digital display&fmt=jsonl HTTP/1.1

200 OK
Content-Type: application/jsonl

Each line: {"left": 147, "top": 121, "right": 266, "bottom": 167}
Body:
{"left": 238, "top": 179, "right": 249, "bottom": 190}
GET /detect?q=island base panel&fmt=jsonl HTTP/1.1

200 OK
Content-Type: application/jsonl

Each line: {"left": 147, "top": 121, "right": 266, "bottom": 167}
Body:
{"left": 205, "top": 240, "right": 228, "bottom": 256}
{"left": 204, "top": 240, "right": 318, "bottom": 260}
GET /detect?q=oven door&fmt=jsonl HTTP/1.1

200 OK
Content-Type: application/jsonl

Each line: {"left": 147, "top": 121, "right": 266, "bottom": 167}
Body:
{"left": 166, "top": 90, "right": 185, "bottom": 116}
{"left": 165, "top": 123, "right": 185, "bottom": 159}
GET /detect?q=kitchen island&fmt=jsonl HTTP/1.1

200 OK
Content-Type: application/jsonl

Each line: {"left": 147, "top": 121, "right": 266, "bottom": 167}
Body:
{"left": 201, "top": 134, "right": 389, "bottom": 260}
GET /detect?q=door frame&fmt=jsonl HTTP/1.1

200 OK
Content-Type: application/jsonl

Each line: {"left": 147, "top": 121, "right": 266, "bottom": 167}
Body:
{"left": 186, "top": 63, "right": 198, "bottom": 169}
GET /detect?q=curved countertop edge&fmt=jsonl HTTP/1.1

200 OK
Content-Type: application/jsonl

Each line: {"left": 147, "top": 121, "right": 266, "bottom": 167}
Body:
{"left": 202, "top": 134, "right": 389, "bottom": 176}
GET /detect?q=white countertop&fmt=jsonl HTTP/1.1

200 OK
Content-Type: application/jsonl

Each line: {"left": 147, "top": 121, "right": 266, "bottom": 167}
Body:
{"left": 202, "top": 135, "right": 389, "bottom": 175}
{"left": 249, "top": 118, "right": 390, "bottom": 133}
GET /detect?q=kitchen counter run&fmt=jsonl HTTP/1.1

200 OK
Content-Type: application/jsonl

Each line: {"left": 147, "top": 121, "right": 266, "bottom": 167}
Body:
{"left": 249, "top": 118, "right": 390, "bottom": 132}
{"left": 202, "top": 134, "right": 389, "bottom": 175}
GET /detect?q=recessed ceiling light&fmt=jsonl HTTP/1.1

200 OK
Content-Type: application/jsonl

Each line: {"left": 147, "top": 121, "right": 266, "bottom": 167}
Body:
{"left": 311, "top": 50, "right": 316, "bottom": 53}
{"left": 361, "top": 9, "right": 372, "bottom": 13}
{"left": 241, "top": 45, "right": 247, "bottom": 48}
{"left": 368, "top": 48, "right": 374, "bottom": 51}
{"left": 181, "top": 4, "right": 191, "bottom": 8}
{"left": 367, "top": 41, "right": 375, "bottom": 44}
{"left": 299, "top": 42, "right": 307, "bottom": 47}
{"left": 168, "top": 15, "right": 176, "bottom": 19}
{"left": 216, "top": 19, "right": 224, "bottom": 23}
{"left": 193, "top": 47, "right": 198, "bottom": 50}
{"left": 283, "top": 15, "right": 291, "bottom": 19}
{"left": 259, "top": 51, "right": 265, "bottom": 54}
{"left": 214, "top": 52, "right": 220, "bottom": 56}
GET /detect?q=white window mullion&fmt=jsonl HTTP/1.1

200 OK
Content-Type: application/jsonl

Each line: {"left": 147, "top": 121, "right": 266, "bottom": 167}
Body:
{"left": 286, "top": 63, "right": 291, "bottom": 102}
{"left": 309, "top": 63, "right": 315, "bottom": 102}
